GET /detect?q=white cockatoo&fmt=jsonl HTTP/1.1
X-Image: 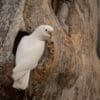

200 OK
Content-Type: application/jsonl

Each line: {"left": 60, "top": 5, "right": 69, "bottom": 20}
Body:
{"left": 12, "top": 25, "right": 54, "bottom": 90}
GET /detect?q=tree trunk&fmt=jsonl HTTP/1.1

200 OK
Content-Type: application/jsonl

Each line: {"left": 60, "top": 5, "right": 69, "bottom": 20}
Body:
{"left": 0, "top": 0, "right": 100, "bottom": 100}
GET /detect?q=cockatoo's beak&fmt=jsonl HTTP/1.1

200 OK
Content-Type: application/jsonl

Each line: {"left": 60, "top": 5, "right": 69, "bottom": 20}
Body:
{"left": 48, "top": 28, "right": 54, "bottom": 38}
{"left": 48, "top": 31, "right": 52, "bottom": 38}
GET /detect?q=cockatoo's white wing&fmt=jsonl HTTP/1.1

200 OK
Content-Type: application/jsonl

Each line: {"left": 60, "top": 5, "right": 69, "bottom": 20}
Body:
{"left": 12, "top": 36, "right": 45, "bottom": 89}
{"left": 13, "top": 36, "right": 45, "bottom": 73}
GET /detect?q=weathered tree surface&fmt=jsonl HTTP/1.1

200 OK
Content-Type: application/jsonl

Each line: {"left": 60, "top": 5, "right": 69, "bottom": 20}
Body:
{"left": 0, "top": 0, "right": 100, "bottom": 100}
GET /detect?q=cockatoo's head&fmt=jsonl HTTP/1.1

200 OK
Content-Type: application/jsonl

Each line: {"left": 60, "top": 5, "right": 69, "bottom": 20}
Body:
{"left": 33, "top": 25, "right": 54, "bottom": 41}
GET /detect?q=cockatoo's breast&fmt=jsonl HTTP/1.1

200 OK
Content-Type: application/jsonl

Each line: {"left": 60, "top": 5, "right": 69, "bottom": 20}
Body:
{"left": 15, "top": 36, "right": 45, "bottom": 68}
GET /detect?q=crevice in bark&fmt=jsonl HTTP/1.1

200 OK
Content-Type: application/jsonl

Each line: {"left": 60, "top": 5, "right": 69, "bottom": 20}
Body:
{"left": 12, "top": 31, "right": 30, "bottom": 56}
{"left": 97, "top": 24, "right": 100, "bottom": 59}
{"left": 97, "top": 0, "right": 100, "bottom": 59}
{"left": 51, "top": 0, "right": 74, "bottom": 34}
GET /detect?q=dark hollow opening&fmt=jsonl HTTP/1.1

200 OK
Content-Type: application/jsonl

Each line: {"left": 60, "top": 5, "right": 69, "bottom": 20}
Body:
{"left": 12, "top": 31, "right": 30, "bottom": 56}
{"left": 97, "top": 0, "right": 100, "bottom": 59}
{"left": 51, "top": 0, "right": 61, "bottom": 14}
{"left": 51, "top": 0, "right": 72, "bottom": 15}
{"left": 97, "top": 26, "right": 100, "bottom": 59}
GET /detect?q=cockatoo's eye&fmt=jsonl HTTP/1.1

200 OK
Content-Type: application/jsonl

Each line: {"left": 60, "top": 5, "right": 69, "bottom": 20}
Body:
{"left": 45, "top": 29, "right": 52, "bottom": 38}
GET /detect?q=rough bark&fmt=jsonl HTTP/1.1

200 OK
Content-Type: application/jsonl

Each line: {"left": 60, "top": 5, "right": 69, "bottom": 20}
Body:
{"left": 0, "top": 0, "right": 100, "bottom": 100}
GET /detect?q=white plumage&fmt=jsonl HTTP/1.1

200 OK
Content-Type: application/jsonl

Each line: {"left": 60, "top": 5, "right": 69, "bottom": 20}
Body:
{"left": 12, "top": 25, "right": 54, "bottom": 90}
